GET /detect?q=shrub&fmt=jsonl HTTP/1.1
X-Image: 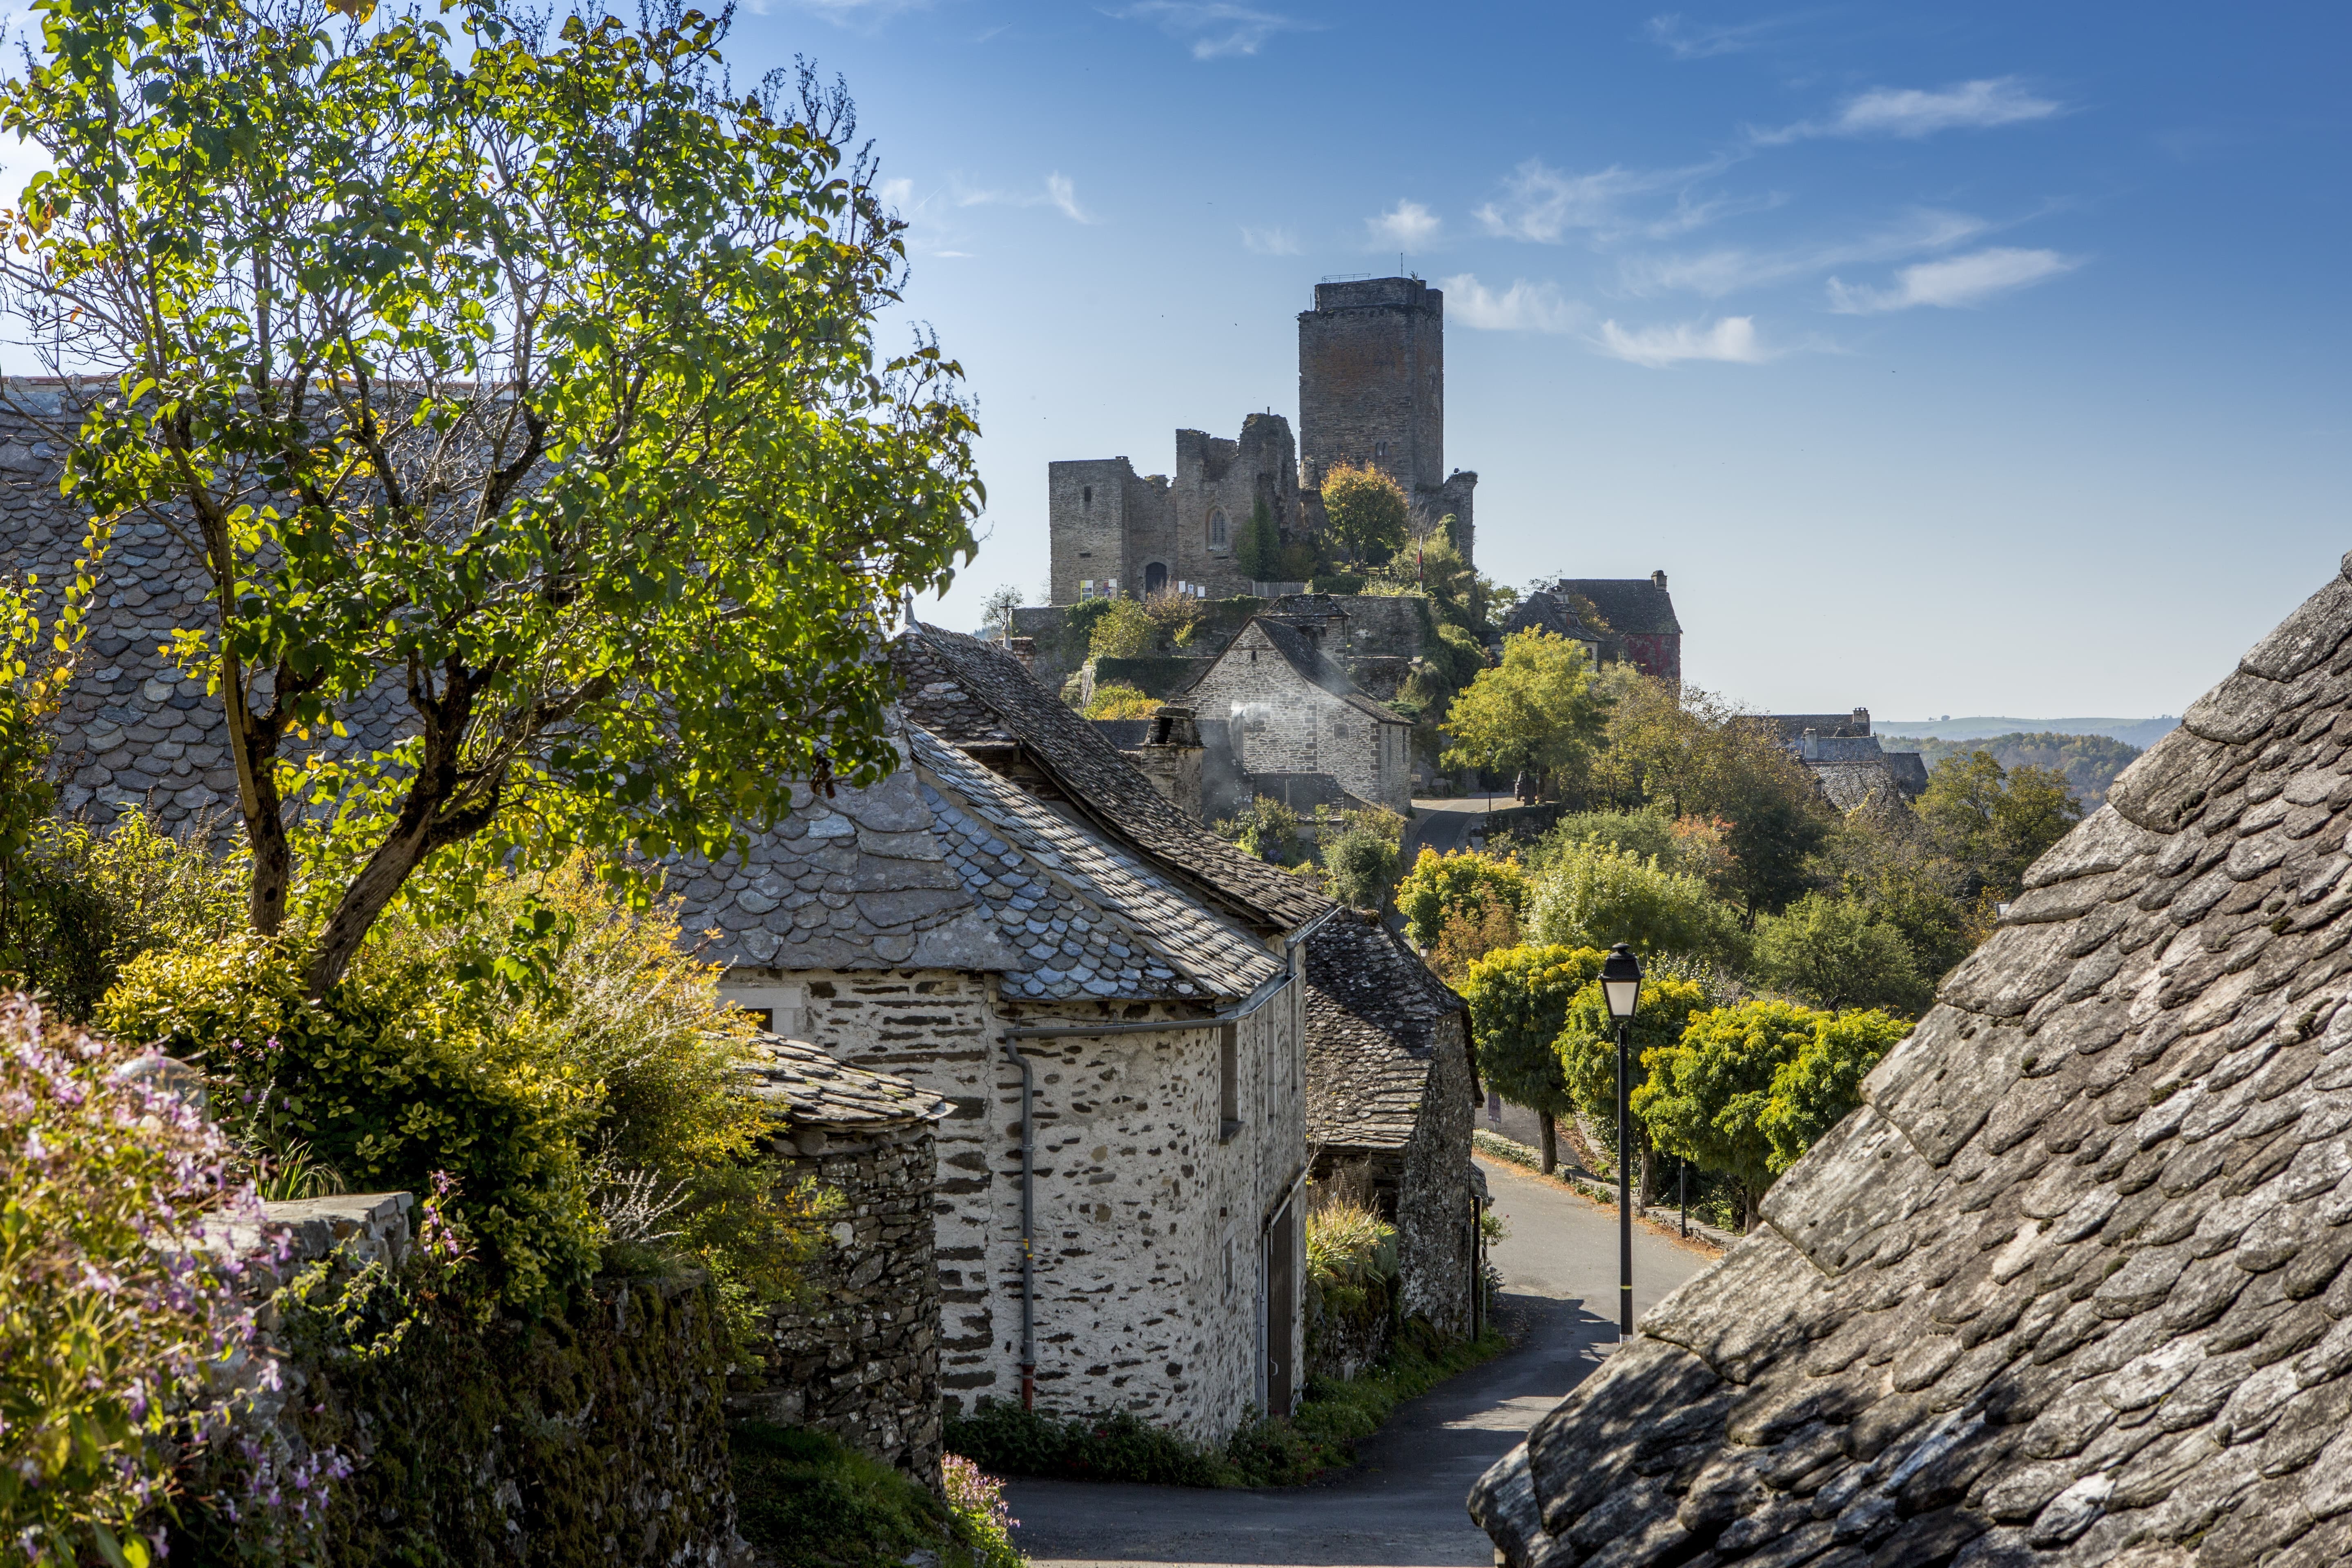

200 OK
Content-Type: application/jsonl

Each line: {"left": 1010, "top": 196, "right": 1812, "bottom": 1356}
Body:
{"left": 1304, "top": 1192, "right": 1396, "bottom": 1319}
{"left": 98, "top": 937, "right": 603, "bottom": 1312}
{"left": 1395, "top": 848, "right": 1527, "bottom": 951}
{"left": 1082, "top": 681, "right": 1160, "bottom": 721}
{"left": 946, "top": 1402, "right": 1225, "bottom": 1488}
{"left": 1751, "top": 892, "right": 1930, "bottom": 1016}
{"left": 1216, "top": 797, "right": 1303, "bottom": 865}
{"left": 1140, "top": 588, "right": 1206, "bottom": 646}
{"left": 13, "top": 810, "right": 249, "bottom": 1019}
{"left": 732, "top": 1421, "right": 1019, "bottom": 1568}
{"left": 1554, "top": 970, "right": 1719, "bottom": 1160}
{"left": 0, "top": 996, "right": 274, "bottom": 1567}
{"left": 1087, "top": 597, "right": 1156, "bottom": 660}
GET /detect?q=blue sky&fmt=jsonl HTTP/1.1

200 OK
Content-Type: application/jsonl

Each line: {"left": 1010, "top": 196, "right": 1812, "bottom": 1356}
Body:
{"left": 719, "top": 1, "right": 2343, "bottom": 718}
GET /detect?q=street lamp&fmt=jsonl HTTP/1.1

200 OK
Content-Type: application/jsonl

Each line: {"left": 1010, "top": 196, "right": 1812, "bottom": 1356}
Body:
{"left": 1599, "top": 942, "right": 1644, "bottom": 1339}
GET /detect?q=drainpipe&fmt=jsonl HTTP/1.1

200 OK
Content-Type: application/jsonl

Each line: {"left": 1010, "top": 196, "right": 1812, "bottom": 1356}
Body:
{"left": 1000, "top": 1036, "right": 1039, "bottom": 1410}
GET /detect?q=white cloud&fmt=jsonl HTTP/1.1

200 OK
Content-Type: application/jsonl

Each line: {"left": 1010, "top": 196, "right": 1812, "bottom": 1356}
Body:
{"left": 1241, "top": 225, "right": 1302, "bottom": 256}
{"left": 1826, "top": 247, "right": 2080, "bottom": 312}
{"left": 1368, "top": 199, "right": 1441, "bottom": 253}
{"left": 1755, "top": 77, "right": 2064, "bottom": 144}
{"left": 775, "top": 0, "right": 932, "bottom": 22}
{"left": 1046, "top": 173, "right": 1092, "bottom": 224}
{"left": 1595, "top": 316, "right": 1766, "bottom": 367}
{"left": 1474, "top": 156, "right": 1741, "bottom": 245}
{"left": 1645, "top": 12, "right": 1796, "bottom": 59}
{"left": 1617, "top": 207, "right": 1989, "bottom": 297}
{"left": 1439, "top": 274, "right": 1586, "bottom": 334}
{"left": 1113, "top": 2, "right": 1314, "bottom": 59}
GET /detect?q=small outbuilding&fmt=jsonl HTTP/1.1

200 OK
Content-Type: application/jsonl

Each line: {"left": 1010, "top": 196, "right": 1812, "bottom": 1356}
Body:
{"left": 1303, "top": 911, "right": 1481, "bottom": 1341}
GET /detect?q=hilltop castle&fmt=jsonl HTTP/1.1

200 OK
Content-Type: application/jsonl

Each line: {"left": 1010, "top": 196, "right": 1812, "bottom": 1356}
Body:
{"left": 1046, "top": 277, "right": 1479, "bottom": 604}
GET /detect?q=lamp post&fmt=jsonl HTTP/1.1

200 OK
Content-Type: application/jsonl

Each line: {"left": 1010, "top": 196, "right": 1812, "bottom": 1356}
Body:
{"left": 1599, "top": 942, "right": 1644, "bottom": 1340}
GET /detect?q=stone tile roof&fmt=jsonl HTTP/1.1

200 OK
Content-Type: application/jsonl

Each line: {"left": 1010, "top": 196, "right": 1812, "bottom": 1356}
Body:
{"left": 1470, "top": 553, "right": 2352, "bottom": 1568}
{"left": 1304, "top": 912, "right": 1475, "bottom": 1152}
{"left": 664, "top": 735, "right": 1018, "bottom": 974}
{"left": 737, "top": 1033, "right": 947, "bottom": 1130}
{"left": 892, "top": 626, "right": 1330, "bottom": 934}
{"left": 1550, "top": 577, "right": 1682, "bottom": 636}
{"left": 1769, "top": 710, "right": 1875, "bottom": 741}
{"left": 1810, "top": 755, "right": 1929, "bottom": 811}
{"left": 1249, "top": 616, "right": 1410, "bottom": 729}
{"left": 910, "top": 728, "right": 1284, "bottom": 1004}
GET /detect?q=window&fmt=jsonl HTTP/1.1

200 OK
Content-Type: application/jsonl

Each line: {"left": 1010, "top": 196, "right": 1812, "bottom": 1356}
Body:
{"left": 1218, "top": 1022, "right": 1241, "bottom": 1143}
{"left": 1082, "top": 485, "right": 1093, "bottom": 506}
{"left": 1374, "top": 441, "right": 1388, "bottom": 459}
{"left": 1208, "top": 508, "right": 1228, "bottom": 548}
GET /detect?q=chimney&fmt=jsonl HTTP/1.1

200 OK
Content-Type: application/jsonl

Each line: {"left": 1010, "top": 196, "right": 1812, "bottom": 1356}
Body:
{"left": 1852, "top": 706, "right": 1869, "bottom": 735}
{"left": 1134, "top": 705, "right": 1205, "bottom": 820}
{"left": 1652, "top": 569, "right": 1668, "bottom": 589}
{"left": 1007, "top": 636, "right": 1037, "bottom": 673}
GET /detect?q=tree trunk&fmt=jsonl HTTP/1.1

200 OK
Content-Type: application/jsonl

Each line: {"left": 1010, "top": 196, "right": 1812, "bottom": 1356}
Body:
{"left": 1638, "top": 1138, "right": 1659, "bottom": 1207}
{"left": 1538, "top": 1111, "right": 1558, "bottom": 1176}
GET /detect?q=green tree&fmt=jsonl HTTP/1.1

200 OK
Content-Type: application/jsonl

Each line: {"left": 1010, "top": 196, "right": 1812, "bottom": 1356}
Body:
{"left": 1555, "top": 970, "right": 1716, "bottom": 1202}
{"left": 1757, "top": 1008, "right": 1909, "bottom": 1175}
{"left": 1319, "top": 463, "right": 1410, "bottom": 566}
{"left": 1459, "top": 943, "right": 1604, "bottom": 1172}
{"left": 980, "top": 585, "right": 1025, "bottom": 644}
{"left": 1217, "top": 796, "right": 1303, "bottom": 865}
{"left": 1918, "top": 752, "right": 2085, "bottom": 900}
{"left": 0, "top": 573, "right": 85, "bottom": 981}
{"left": 0, "top": 0, "right": 980, "bottom": 995}
{"left": 1597, "top": 679, "right": 1831, "bottom": 914}
{"left": 1395, "top": 847, "right": 1528, "bottom": 950}
{"left": 1522, "top": 840, "right": 1746, "bottom": 968}
{"left": 1810, "top": 792, "right": 1977, "bottom": 981}
{"left": 1236, "top": 498, "right": 1283, "bottom": 583}
{"left": 1089, "top": 598, "right": 1157, "bottom": 660}
{"left": 1083, "top": 681, "right": 1160, "bottom": 720}
{"left": 1897, "top": 731, "right": 2140, "bottom": 810}
{"left": 1751, "top": 891, "right": 1930, "bottom": 1016}
{"left": 1443, "top": 630, "right": 1612, "bottom": 797}
{"left": 1322, "top": 822, "right": 1402, "bottom": 911}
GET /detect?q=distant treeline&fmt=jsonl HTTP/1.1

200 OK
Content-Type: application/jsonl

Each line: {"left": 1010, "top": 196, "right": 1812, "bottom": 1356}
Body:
{"left": 1885, "top": 732, "right": 2143, "bottom": 809}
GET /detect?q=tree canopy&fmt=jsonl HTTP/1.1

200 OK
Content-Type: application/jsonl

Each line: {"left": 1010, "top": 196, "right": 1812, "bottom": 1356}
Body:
{"left": 1395, "top": 846, "right": 1528, "bottom": 951}
{"left": 1555, "top": 969, "right": 1716, "bottom": 1171}
{"left": 1522, "top": 840, "right": 1744, "bottom": 967}
{"left": 1442, "top": 630, "right": 1611, "bottom": 793}
{"left": 1459, "top": 943, "right": 1603, "bottom": 1125}
{"left": 1318, "top": 463, "right": 1410, "bottom": 566}
{"left": 1750, "top": 891, "right": 1930, "bottom": 1016}
{"left": 0, "top": 0, "right": 982, "bottom": 993}
{"left": 1917, "top": 751, "right": 2084, "bottom": 900}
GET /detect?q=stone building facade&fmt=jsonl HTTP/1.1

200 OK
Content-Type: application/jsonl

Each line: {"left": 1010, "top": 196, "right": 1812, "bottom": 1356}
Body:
{"left": 1180, "top": 612, "right": 1415, "bottom": 819}
{"left": 1303, "top": 911, "right": 1480, "bottom": 1342}
{"left": 1474, "top": 555, "right": 2352, "bottom": 1568}
{"left": 1763, "top": 707, "right": 1931, "bottom": 808}
{"left": 1045, "top": 276, "right": 1477, "bottom": 608}
{"left": 736, "top": 1036, "right": 949, "bottom": 1485}
{"left": 1047, "top": 414, "right": 1301, "bottom": 606}
{"left": 688, "top": 628, "right": 1332, "bottom": 1443}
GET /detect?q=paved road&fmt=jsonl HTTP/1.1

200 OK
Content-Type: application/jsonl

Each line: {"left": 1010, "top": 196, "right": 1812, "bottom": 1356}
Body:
{"left": 1002, "top": 1158, "right": 1714, "bottom": 1568}
{"left": 1401, "top": 798, "right": 1493, "bottom": 864}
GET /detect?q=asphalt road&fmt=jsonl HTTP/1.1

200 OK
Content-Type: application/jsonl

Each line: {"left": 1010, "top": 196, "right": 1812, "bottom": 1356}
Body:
{"left": 1001, "top": 1157, "right": 1715, "bottom": 1568}
{"left": 1401, "top": 799, "right": 1491, "bottom": 863}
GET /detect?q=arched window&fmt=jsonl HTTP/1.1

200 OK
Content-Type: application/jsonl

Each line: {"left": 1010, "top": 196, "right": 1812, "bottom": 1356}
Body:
{"left": 1144, "top": 561, "right": 1168, "bottom": 595}
{"left": 1208, "top": 508, "right": 1228, "bottom": 548}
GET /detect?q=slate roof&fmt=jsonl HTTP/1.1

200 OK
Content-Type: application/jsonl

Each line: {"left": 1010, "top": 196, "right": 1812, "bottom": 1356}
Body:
{"left": 1470, "top": 552, "right": 2352, "bottom": 1568}
{"left": 1550, "top": 577, "right": 1682, "bottom": 637}
{"left": 1246, "top": 616, "right": 1410, "bottom": 728}
{"left": 737, "top": 1033, "right": 948, "bottom": 1130}
{"left": 1304, "top": 912, "right": 1476, "bottom": 1152}
{"left": 1770, "top": 710, "right": 1876, "bottom": 741}
{"left": 910, "top": 728, "right": 1284, "bottom": 1005}
{"left": 892, "top": 626, "right": 1330, "bottom": 934}
{"left": 1809, "top": 756, "right": 1928, "bottom": 812}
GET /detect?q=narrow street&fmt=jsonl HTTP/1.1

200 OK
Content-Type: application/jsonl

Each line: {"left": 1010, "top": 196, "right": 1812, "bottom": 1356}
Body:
{"left": 1002, "top": 1157, "right": 1715, "bottom": 1568}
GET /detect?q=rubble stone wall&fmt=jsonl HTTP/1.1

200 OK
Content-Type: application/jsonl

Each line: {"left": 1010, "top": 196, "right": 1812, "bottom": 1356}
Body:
{"left": 1395, "top": 1011, "right": 1477, "bottom": 1340}
{"left": 1183, "top": 624, "right": 1408, "bottom": 812}
{"left": 745, "top": 1118, "right": 944, "bottom": 1487}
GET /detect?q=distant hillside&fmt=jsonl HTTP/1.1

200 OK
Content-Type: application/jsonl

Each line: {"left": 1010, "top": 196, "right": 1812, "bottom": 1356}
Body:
{"left": 1876, "top": 716, "right": 2179, "bottom": 749}
{"left": 1881, "top": 731, "right": 2144, "bottom": 810}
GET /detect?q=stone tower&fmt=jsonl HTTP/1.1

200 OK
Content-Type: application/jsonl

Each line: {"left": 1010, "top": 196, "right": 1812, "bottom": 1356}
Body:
{"left": 1297, "top": 277, "right": 1476, "bottom": 563}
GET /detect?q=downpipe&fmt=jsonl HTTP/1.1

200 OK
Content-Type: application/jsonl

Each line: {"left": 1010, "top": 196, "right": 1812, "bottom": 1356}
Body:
{"left": 1001, "top": 1036, "right": 1038, "bottom": 1410}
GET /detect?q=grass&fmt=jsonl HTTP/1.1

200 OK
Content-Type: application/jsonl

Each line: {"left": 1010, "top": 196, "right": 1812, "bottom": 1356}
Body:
{"left": 944, "top": 1322, "right": 1509, "bottom": 1489}
{"left": 730, "top": 1421, "right": 1022, "bottom": 1568}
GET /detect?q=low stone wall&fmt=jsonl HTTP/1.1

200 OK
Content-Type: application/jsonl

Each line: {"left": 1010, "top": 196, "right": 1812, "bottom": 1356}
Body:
{"left": 185, "top": 1192, "right": 741, "bottom": 1566}
{"left": 740, "top": 1118, "right": 944, "bottom": 1488}
{"left": 1305, "top": 1275, "right": 1394, "bottom": 1384}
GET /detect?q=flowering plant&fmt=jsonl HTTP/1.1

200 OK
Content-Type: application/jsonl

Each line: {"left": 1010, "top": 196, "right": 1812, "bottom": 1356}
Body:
{"left": 0, "top": 995, "right": 265, "bottom": 1567}
{"left": 942, "top": 1453, "right": 1022, "bottom": 1568}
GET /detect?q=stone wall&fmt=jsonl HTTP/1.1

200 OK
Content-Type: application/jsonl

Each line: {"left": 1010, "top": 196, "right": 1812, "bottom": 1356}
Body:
{"left": 1183, "top": 622, "right": 1411, "bottom": 814}
{"left": 195, "top": 1193, "right": 739, "bottom": 1566}
{"left": 1298, "top": 278, "right": 1444, "bottom": 497}
{"left": 1394, "top": 1011, "right": 1477, "bottom": 1341}
{"left": 744, "top": 1119, "right": 944, "bottom": 1486}
{"left": 736, "top": 964, "right": 1310, "bottom": 1441}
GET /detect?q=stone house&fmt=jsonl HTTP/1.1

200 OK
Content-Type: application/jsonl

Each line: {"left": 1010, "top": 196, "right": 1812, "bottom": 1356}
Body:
{"left": 1180, "top": 613, "right": 1415, "bottom": 821}
{"left": 735, "top": 1035, "right": 949, "bottom": 1484}
{"left": 1473, "top": 553, "right": 2352, "bottom": 1568}
{"left": 684, "top": 626, "right": 1333, "bottom": 1442}
{"left": 1764, "top": 707, "right": 1931, "bottom": 808}
{"left": 1503, "top": 572, "right": 1682, "bottom": 682}
{"left": 1302, "top": 911, "right": 1480, "bottom": 1342}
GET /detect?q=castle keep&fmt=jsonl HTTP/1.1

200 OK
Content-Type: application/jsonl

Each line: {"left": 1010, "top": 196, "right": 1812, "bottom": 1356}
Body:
{"left": 1047, "top": 277, "right": 1478, "bottom": 604}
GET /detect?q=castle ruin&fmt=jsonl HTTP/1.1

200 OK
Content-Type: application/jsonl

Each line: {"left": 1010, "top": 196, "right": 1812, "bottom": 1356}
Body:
{"left": 1047, "top": 277, "right": 1478, "bottom": 605}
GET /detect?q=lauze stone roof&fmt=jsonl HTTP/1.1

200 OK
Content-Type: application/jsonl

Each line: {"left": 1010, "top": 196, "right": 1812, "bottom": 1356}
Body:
{"left": 738, "top": 1033, "right": 949, "bottom": 1131}
{"left": 1305, "top": 912, "right": 1476, "bottom": 1152}
{"left": 1472, "top": 554, "right": 2352, "bottom": 1568}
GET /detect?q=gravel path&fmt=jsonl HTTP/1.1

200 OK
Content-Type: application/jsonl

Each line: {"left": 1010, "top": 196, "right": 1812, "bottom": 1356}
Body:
{"left": 1000, "top": 1156, "right": 1714, "bottom": 1568}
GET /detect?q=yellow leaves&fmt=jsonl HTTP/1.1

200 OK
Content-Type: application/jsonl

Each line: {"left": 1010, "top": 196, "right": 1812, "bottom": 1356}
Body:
{"left": 324, "top": 0, "right": 376, "bottom": 18}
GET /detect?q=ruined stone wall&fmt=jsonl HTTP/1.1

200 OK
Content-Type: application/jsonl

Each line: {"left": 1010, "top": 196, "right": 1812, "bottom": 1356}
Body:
{"left": 1297, "top": 278, "right": 1443, "bottom": 497}
{"left": 1394, "top": 1013, "right": 1476, "bottom": 1341}
{"left": 1167, "top": 414, "right": 1298, "bottom": 599}
{"left": 1047, "top": 457, "right": 1172, "bottom": 605}
{"left": 743, "top": 1120, "right": 943, "bottom": 1486}
{"left": 724, "top": 966, "right": 1307, "bottom": 1443}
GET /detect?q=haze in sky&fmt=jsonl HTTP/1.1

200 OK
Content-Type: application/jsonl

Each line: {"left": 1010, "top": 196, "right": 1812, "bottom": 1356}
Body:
{"left": 716, "top": 2, "right": 2344, "bottom": 717}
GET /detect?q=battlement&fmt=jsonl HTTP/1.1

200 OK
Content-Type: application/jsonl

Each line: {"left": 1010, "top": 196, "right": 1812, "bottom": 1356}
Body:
{"left": 1310, "top": 276, "right": 1441, "bottom": 315}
